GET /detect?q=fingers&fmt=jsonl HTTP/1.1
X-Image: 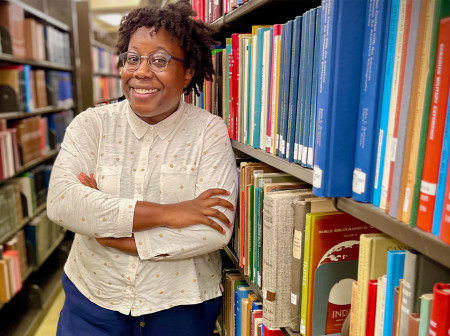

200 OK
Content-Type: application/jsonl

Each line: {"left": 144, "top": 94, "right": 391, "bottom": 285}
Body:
{"left": 203, "top": 217, "right": 226, "bottom": 234}
{"left": 204, "top": 208, "right": 232, "bottom": 228}
{"left": 198, "top": 188, "right": 230, "bottom": 200}
{"left": 78, "top": 172, "right": 99, "bottom": 190}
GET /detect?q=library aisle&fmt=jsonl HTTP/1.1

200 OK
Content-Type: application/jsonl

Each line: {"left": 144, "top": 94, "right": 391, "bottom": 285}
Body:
{"left": 33, "top": 289, "right": 64, "bottom": 336}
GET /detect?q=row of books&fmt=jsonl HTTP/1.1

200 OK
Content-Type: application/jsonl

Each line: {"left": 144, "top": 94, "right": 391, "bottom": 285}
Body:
{"left": 93, "top": 76, "right": 121, "bottom": 105}
{"left": 0, "top": 65, "right": 74, "bottom": 113}
{"left": 351, "top": 235, "right": 450, "bottom": 336}
{"left": 190, "top": 0, "right": 450, "bottom": 246}
{"left": 222, "top": 271, "right": 285, "bottom": 336}
{"left": 0, "top": 164, "right": 53, "bottom": 240}
{"left": 91, "top": 47, "right": 120, "bottom": 75}
{"left": 231, "top": 160, "right": 450, "bottom": 335}
{"left": 0, "top": 2, "right": 71, "bottom": 65}
{"left": 0, "top": 111, "right": 74, "bottom": 181}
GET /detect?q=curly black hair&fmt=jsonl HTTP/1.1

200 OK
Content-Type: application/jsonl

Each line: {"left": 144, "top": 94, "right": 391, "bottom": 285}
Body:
{"left": 116, "top": 0, "right": 218, "bottom": 96}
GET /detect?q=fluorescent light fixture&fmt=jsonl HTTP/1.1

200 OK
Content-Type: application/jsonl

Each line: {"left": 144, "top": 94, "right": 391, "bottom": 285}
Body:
{"left": 96, "top": 13, "right": 124, "bottom": 27}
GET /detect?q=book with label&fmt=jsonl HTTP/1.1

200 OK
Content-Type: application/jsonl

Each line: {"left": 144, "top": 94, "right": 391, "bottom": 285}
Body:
{"left": 312, "top": 0, "right": 367, "bottom": 197}
{"left": 428, "top": 283, "right": 450, "bottom": 336}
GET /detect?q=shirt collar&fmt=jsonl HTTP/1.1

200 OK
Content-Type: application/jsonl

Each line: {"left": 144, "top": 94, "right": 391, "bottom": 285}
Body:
{"left": 125, "top": 98, "right": 185, "bottom": 140}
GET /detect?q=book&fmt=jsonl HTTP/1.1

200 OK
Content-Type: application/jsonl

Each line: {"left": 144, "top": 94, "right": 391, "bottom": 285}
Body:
{"left": 398, "top": 250, "right": 450, "bottom": 336}
{"left": 372, "top": 0, "right": 402, "bottom": 207}
{"left": 415, "top": 17, "right": 450, "bottom": 232}
{"left": 307, "top": 212, "right": 379, "bottom": 336}
{"left": 428, "top": 283, "right": 450, "bottom": 336}
{"left": 290, "top": 197, "right": 336, "bottom": 332}
{"left": 262, "top": 190, "right": 311, "bottom": 329}
{"left": 386, "top": 0, "right": 422, "bottom": 217}
{"left": 235, "top": 286, "right": 253, "bottom": 336}
{"left": 0, "top": 2, "right": 25, "bottom": 58}
{"left": 383, "top": 250, "right": 406, "bottom": 336}
{"left": 224, "top": 273, "right": 245, "bottom": 336}
{"left": 418, "top": 293, "right": 433, "bottom": 336}
{"left": 354, "top": 233, "right": 408, "bottom": 336}
{"left": 391, "top": 281, "right": 403, "bottom": 336}
{"left": 375, "top": 274, "right": 388, "bottom": 336}
{"left": 251, "top": 309, "right": 262, "bottom": 336}
{"left": 351, "top": 0, "right": 391, "bottom": 203}
{"left": 407, "top": 313, "right": 420, "bottom": 336}
{"left": 366, "top": 279, "right": 378, "bottom": 336}
{"left": 397, "top": 0, "right": 439, "bottom": 222}
{"left": 378, "top": 0, "right": 411, "bottom": 210}
{"left": 312, "top": 0, "right": 367, "bottom": 197}
{"left": 349, "top": 280, "right": 358, "bottom": 336}
{"left": 409, "top": 0, "right": 450, "bottom": 227}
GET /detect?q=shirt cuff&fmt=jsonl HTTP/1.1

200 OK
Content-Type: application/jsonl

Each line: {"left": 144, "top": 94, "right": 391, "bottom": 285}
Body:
{"left": 116, "top": 198, "right": 137, "bottom": 237}
{"left": 134, "top": 230, "right": 153, "bottom": 260}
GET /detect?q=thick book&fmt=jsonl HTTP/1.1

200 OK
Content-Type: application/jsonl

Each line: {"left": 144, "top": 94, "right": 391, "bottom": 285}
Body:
{"left": 262, "top": 190, "right": 311, "bottom": 329}
{"left": 431, "top": 84, "right": 450, "bottom": 236}
{"left": 428, "top": 283, "right": 450, "bottom": 336}
{"left": 351, "top": 0, "right": 391, "bottom": 203}
{"left": 312, "top": 0, "right": 367, "bottom": 197}
{"left": 235, "top": 286, "right": 253, "bottom": 336}
{"left": 290, "top": 197, "right": 335, "bottom": 332}
{"left": 382, "top": 250, "right": 406, "bottom": 336}
{"left": 398, "top": 250, "right": 450, "bottom": 336}
{"left": 407, "top": 313, "right": 420, "bottom": 336}
{"left": 307, "top": 213, "right": 379, "bottom": 336}
{"left": 418, "top": 293, "right": 433, "bottom": 336}
{"left": 415, "top": 17, "right": 450, "bottom": 232}
{"left": 0, "top": 2, "right": 25, "bottom": 58}
{"left": 354, "top": 233, "right": 408, "bottom": 336}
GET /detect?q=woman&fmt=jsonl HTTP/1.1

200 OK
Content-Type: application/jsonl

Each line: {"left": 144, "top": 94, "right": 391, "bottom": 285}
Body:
{"left": 47, "top": 2, "right": 238, "bottom": 335}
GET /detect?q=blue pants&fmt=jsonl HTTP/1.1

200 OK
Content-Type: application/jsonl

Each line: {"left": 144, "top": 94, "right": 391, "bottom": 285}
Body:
{"left": 57, "top": 273, "right": 222, "bottom": 336}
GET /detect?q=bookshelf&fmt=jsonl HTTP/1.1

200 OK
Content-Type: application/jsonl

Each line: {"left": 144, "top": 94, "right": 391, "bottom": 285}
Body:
{"left": 208, "top": 0, "right": 450, "bottom": 335}
{"left": 75, "top": 0, "right": 121, "bottom": 111}
{"left": 0, "top": 0, "right": 76, "bottom": 334}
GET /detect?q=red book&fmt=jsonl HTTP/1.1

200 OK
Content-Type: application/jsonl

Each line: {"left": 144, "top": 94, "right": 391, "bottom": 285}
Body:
{"left": 228, "top": 46, "right": 234, "bottom": 138}
{"left": 416, "top": 18, "right": 450, "bottom": 232}
{"left": 428, "top": 283, "right": 450, "bottom": 336}
{"left": 366, "top": 279, "right": 378, "bottom": 336}
{"left": 231, "top": 33, "right": 240, "bottom": 140}
{"left": 263, "top": 325, "right": 284, "bottom": 335}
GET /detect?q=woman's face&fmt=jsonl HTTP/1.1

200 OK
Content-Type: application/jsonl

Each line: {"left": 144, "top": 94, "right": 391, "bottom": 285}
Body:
{"left": 121, "top": 27, "right": 193, "bottom": 124}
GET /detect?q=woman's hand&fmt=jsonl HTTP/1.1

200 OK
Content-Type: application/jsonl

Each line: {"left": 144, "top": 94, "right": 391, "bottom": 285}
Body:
{"left": 161, "top": 188, "right": 235, "bottom": 234}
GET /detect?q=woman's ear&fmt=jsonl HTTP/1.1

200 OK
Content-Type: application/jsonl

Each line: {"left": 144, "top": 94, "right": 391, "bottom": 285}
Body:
{"left": 184, "top": 68, "right": 194, "bottom": 87}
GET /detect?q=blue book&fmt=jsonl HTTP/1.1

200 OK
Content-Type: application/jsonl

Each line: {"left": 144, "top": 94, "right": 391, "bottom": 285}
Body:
{"left": 278, "top": 21, "right": 293, "bottom": 159}
{"left": 372, "top": 0, "right": 401, "bottom": 206}
{"left": 293, "top": 12, "right": 308, "bottom": 164}
{"left": 253, "top": 27, "right": 271, "bottom": 149}
{"left": 382, "top": 250, "right": 406, "bottom": 336}
{"left": 276, "top": 24, "right": 286, "bottom": 157}
{"left": 285, "top": 16, "right": 302, "bottom": 162}
{"left": 312, "top": 0, "right": 367, "bottom": 197}
{"left": 23, "top": 65, "right": 33, "bottom": 112}
{"left": 352, "top": 0, "right": 392, "bottom": 203}
{"left": 301, "top": 9, "right": 317, "bottom": 167}
{"left": 307, "top": 7, "right": 322, "bottom": 169}
{"left": 235, "top": 285, "right": 252, "bottom": 336}
{"left": 431, "top": 86, "right": 450, "bottom": 235}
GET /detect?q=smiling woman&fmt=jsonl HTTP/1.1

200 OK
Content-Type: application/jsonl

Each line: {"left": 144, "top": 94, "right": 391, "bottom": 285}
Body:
{"left": 47, "top": 1, "right": 238, "bottom": 336}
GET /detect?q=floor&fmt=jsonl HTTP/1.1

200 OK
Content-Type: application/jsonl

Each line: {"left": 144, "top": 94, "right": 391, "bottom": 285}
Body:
{"left": 33, "top": 288, "right": 65, "bottom": 336}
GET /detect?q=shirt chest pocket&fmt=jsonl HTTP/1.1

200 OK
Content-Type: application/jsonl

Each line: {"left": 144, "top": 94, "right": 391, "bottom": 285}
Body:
{"left": 97, "top": 166, "right": 122, "bottom": 197}
{"left": 160, "top": 164, "right": 197, "bottom": 203}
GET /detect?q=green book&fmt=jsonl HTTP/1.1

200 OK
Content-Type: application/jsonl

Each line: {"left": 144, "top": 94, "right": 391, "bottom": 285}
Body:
{"left": 418, "top": 293, "right": 433, "bottom": 336}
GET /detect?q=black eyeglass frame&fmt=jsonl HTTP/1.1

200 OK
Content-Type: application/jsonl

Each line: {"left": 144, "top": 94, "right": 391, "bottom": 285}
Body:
{"left": 119, "top": 51, "right": 186, "bottom": 73}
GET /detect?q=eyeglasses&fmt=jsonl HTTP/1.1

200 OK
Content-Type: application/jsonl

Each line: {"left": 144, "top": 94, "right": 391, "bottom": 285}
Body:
{"left": 119, "top": 51, "right": 185, "bottom": 73}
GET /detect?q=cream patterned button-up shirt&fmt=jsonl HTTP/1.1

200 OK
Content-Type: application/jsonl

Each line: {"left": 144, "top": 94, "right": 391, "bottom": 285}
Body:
{"left": 47, "top": 99, "right": 238, "bottom": 316}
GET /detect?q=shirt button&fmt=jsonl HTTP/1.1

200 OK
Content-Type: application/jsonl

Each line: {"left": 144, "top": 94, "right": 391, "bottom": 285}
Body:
{"left": 146, "top": 136, "right": 152, "bottom": 141}
{"left": 140, "top": 322, "right": 145, "bottom": 327}
{"left": 149, "top": 126, "right": 154, "bottom": 130}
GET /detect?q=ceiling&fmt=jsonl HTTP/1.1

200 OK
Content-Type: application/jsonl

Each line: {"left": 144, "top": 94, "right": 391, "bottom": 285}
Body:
{"left": 82, "top": 0, "right": 165, "bottom": 47}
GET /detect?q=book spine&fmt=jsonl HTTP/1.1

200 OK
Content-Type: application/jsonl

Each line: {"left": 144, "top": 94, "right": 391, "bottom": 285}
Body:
{"left": 428, "top": 283, "right": 450, "bottom": 336}
{"left": 352, "top": 0, "right": 391, "bottom": 203}
{"left": 415, "top": 18, "right": 450, "bottom": 232}
{"left": 366, "top": 279, "right": 378, "bottom": 336}
{"left": 372, "top": 0, "right": 401, "bottom": 207}
{"left": 417, "top": 294, "right": 433, "bottom": 336}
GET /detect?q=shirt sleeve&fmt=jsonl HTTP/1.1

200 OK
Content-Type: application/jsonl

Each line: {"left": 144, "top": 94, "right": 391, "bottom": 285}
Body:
{"left": 134, "top": 115, "right": 238, "bottom": 260}
{"left": 46, "top": 108, "right": 136, "bottom": 238}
